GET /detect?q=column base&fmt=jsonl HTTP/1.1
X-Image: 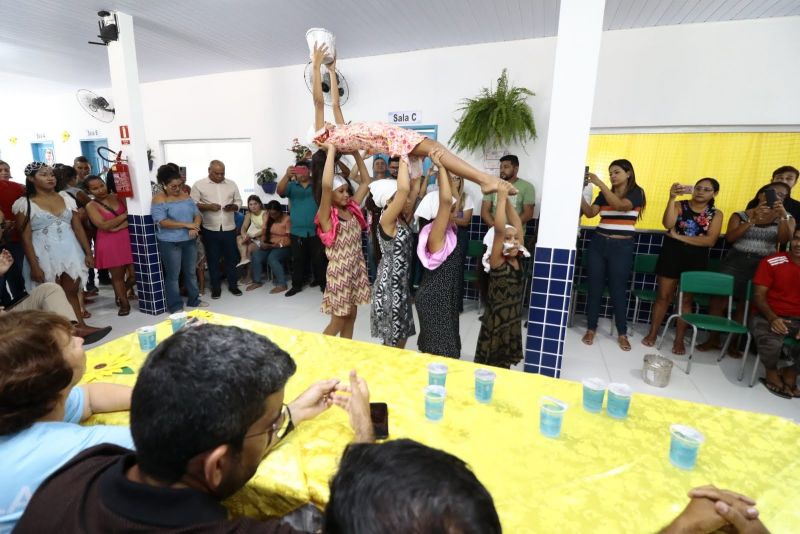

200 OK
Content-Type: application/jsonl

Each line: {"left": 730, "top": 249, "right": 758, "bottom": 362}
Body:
{"left": 128, "top": 214, "right": 167, "bottom": 315}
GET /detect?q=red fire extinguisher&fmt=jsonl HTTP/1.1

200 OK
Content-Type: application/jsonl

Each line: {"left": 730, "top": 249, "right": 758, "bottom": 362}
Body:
{"left": 111, "top": 152, "right": 134, "bottom": 198}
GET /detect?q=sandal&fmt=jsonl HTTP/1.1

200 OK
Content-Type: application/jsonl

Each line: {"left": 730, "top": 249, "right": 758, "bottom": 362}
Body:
{"left": 759, "top": 377, "right": 792, "bottom": 399}
{"left": 618, "top": 336, "right": 631, "bottom": 352}
{"left": 246, "top": 283, "right": 263, "bottom": 291}
{"left": 779, "top": 372, "right": 800, "bottom": 398}
{"left": 581, "top": 331, "right": 596, "bottom": 346}
{"left": 81, "top": 309, "right": 92, "bottom": 319}
{"left": 118, "top": 306, "right": 131, "bottom": 317}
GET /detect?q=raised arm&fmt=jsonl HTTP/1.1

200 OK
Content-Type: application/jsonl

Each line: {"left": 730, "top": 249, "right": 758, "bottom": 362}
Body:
{"left": 311, "top": 43, "right": 328, "bottom": 131}
{"left": 316, "top": 143, "right": 338, "bottom": 234}
{"left": 586, "top": 172, "right": 632, "bottom": 213}
{"left": 352, "top": 152, "right": 371, "bottom": 205}
{"left": 277, "top": 166, "right": 294, "bottom": 198}
{"left": 663, "top": 184, "right": 683, "bottom": 229}
{"left": 427, "top": 149, "right": 453, "bottom": 254}
{"left": 505, "top": 185, "right": 523, "bottom": 237}
{"left": 380, "top": 160, "right": 410, "bottom": 238}
{"left": 327, "top": 58, "right": 345, "bottom": 126}
{"left": 490, "top": 182, "right": 512, "bottom": 269}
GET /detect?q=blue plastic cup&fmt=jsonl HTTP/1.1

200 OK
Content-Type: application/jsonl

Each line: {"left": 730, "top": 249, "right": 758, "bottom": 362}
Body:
{"left": 539, "top": 397, "right": 568, "bottom": 438}
{"left": 424, "top": 385, "right": 446, "bottom": 421}
{"left": 136, "top": 326, "right": 157, "bottom": 351}
{"left": 582, "top": 378, "right": 606, "bottom": 413}
{"left": 669, "top": 424, "right": 705, "bottom": 470}
{"left": 427, "top": 363, "right": 448, "bottom": 386}
{"left": 474, "top": 369, "right": 496, "bottom": 403}
{"left": 607, "top": 383, "right": 632, "bottom": 419}
{"left": 170, "top": 312, "right": 188, "bottom": 333}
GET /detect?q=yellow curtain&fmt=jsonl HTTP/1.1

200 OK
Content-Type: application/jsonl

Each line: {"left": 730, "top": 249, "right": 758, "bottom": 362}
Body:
{"left": 582, "top": 132, "right": 800, "bottom": 231}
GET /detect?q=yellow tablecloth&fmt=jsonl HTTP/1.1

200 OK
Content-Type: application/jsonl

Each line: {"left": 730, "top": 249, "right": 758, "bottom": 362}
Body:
{"left": 83, "top": 311, "right": 800, "bottom": 533}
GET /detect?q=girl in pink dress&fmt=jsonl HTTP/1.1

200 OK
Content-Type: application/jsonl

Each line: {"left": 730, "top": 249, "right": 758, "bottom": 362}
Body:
{"left": 84, "top": 176, "right": 135, "bottom": 316}
{"left": 315, "top": 142, "right": 372, "bottom": 339}
{"left": 308, "top": 44, "right": 510, "bottom": 194}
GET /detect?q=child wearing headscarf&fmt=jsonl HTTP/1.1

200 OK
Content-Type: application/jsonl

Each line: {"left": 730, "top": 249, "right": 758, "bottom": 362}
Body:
{"left": 369, "top": 164, "right": 416, "bottom": 348}
{"left": 475, "top": 180, "right": 530, "bottom": 369}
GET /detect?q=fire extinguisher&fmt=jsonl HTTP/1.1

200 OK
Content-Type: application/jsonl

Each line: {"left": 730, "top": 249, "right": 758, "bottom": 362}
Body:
{"left": 111, "top": 152, "right": 134, "bottom": 198}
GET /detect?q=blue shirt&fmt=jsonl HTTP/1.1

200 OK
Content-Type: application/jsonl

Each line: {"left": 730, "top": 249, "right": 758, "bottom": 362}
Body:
{"left": 284, "top": 181, "right": 318, "bottom": 238}
{"left": 151, "top": 198, "right": 201, "bottom": 242}
{"left": 0, "top": 387, "right": 133, "bottom": 533}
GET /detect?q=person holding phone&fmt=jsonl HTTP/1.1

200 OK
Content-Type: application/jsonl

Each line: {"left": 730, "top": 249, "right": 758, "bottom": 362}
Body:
{"left": 190, "top": 160, "right": 243, "bottom": 299}
{"left": 697, "top": 182, "right": 794, "bottom": 356}
{"left": 642, "top": 179, "right": 722, "bottom": 353}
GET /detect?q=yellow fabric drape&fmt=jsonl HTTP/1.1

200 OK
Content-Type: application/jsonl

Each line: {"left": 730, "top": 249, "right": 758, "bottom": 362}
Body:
{"left": 83, "top": 311, "right": 800, "bottom": 533}
{"left": 583, "top": 132, "right": 800, "bottom": 231}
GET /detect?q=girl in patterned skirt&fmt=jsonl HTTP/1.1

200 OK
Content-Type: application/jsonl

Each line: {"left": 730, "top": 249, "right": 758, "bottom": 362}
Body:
{"left": 369, "top": 160, "right": 416, "bottom": 348}
{"left": 475, "top": 180, "right": 530, "bottom": 369}
{"left": 308, "top": 43, "right": 507, "bottom": 195}
{"left": 315, "top": 142, "right": 372, "bottom": 338}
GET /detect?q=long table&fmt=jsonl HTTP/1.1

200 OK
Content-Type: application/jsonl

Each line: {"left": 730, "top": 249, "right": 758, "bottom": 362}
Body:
{"left": 83, "top": 311, "right": 800, "bottom": 533}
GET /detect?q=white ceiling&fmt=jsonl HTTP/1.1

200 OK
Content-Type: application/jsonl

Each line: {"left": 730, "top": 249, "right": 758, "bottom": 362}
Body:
{"left": 2, "top": 0, "right": 799, "bottom": 90}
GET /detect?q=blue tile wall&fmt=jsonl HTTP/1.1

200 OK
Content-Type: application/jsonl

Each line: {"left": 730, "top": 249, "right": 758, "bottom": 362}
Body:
{"left": 128, "top": 215, "right": 167, "bottom": 315}
{"left": 525, "top": 246, "right": 576, "bottom": 378}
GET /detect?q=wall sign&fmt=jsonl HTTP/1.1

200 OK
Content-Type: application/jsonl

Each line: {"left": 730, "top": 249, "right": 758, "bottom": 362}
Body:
{"left": 86, "top": 129, "right": 100, "bottom": 137}
{"left": 119, "top": 124, "right": 130, "bottom": 145}
{"left": 387, "top": 110, "right": 421, "bottom": 125}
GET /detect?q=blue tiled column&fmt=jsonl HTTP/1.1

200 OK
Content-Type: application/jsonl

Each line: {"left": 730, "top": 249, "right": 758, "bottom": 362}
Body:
{"left": 525, "top": 247, "right": 576, "bottom": 378}
{"left": 128, "top": 214, "right": 166, "bottom": 315}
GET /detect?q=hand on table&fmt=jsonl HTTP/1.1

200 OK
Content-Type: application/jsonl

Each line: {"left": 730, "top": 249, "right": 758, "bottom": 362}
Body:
{"left": 663, "top": 485, "right": 766, "bottom": 534}
{"left": 288, "top": 378, "right": 341, "bottom": 425}
{"left": 333, "top": 369, "right": 374, "bottom": 442}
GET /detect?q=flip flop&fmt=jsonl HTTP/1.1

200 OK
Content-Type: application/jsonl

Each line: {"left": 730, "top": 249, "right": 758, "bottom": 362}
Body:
{"left": 759, "top": 377, "right": 792, "bottom": 399}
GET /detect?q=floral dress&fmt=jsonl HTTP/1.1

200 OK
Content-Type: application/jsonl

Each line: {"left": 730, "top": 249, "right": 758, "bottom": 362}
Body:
{"left": 655, "top": 200, "right": 717, "bottom": 279}
{"left": 371, "top": 221, "right": 415, "bottom": 345}
{"left": 313, "top": 122, "right": 427, "bottom": 179}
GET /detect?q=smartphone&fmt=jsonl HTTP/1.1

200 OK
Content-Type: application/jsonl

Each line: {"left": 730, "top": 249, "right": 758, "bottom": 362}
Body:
{"left": 292, "top": 166, "right": 309, "bottom": 177}
{"left": 583, "top": 166, "right": 590, "bottom": 186}
{"left": 681, "top": 184, "right": 694, "bottom": 194}
{"left": 765, "top": 188, "right": 777, "bottom": 208}
{"left": 370, "top": 402, "right": 389, "bottom": 440}
{"left": 179, "top": 166, "right": 187, "bottom": 180}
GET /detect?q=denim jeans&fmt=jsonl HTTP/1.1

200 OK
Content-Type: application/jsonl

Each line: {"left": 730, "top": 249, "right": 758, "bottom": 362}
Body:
{"left": 251, "top": 246, "right": 291, "bottom": 286}
{"left": 586, "top": 233, "right": 634, "bottom": 335}
{"left": 158, "top": 239, "right": 199, "bottom": 312}
{"left": 202, "top": 229, "right": 239, "bottom": 291}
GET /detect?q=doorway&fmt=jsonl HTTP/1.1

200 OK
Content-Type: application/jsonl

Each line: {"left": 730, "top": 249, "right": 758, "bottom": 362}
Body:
{"left": 30, "top": 141, "right": 55, "bottom": 166}
{"left": 80, "top": 139, "right": 109, "bottom": 175}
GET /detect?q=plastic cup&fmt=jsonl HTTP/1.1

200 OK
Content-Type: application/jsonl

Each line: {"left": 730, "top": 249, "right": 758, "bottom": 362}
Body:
{"left": 427, "top": 363, "right": 448, "bottom": 386}
{"left": 170, "top": 311, "right": 188, "bottom": 333}
{"left": 582, "top": 378, "right": 606, "bottom": 413}
{"left": 474, "top": 369, "right": 496, "bottom": 403}
{"left": 305, "top": 28, "right": 336, "bottom": 64}
{"left": 136, "top": 326, "right": 156, "bottom": 351}
{"left": 424, "top": 385, "right": 446, "bottom": 421}
{"left": 607, "top": 383, "right": 632, "bottom": 419}
{"left": 669, "top": 424, "right": 704, "bottom": 470}
{"left": 539, "top": 397, "right": 568, "bottom": 438}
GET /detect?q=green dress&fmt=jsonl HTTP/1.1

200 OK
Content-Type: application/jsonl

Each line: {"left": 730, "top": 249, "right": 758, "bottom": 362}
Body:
{"left": 475, "top": 262, "right": 524, "bottom": 369}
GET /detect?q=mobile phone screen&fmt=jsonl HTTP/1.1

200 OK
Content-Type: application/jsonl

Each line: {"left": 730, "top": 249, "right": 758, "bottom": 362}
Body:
{"left": 764, "top": 188, "right": 777, "bottom": 207}
{"left": 370, "top": 402, "right": 389, "bottom": 439}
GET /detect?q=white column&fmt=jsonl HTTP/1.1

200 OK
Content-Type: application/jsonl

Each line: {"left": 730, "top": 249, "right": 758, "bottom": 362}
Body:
{"left": 536, "top": 0, "right": 606, "bottom": 249}
{"left": 106, "top": 11, "right": 151, "bottom": 215}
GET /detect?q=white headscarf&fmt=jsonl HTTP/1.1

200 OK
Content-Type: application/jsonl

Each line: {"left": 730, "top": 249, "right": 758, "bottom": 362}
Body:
{"left": 368, "top": 179, "right": 398, "bottom": 209}
{"left": 414, "top": 191, "right": 457, "bottom": 222}
{"left": 332, "top": 175, "right": 349, "bottom": 191}
{"left": 482, "top": 225, "right": 531, "bottom": 272}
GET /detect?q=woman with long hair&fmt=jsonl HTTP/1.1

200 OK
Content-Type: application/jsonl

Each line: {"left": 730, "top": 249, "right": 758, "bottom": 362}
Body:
{"left": 580, "top": 159, "right": 647, "bottom": 351}
{"left": 248, "top": 200, "right": 292, "bottom": 293}
{"left": 12, "top": 163, "right": 95, "bottom": 327}
{"left": 642, "top": 179, "right": 723, "bottom": 353}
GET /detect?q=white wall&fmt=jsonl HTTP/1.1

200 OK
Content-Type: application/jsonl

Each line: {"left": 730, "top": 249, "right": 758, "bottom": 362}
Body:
{"left": 1, "top": 16, "right": 798, "bottom": 203}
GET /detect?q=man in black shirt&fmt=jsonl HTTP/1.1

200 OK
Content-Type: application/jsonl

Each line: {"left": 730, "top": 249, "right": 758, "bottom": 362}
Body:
{"left": 746, "top": 165, "right": 800, "bottom": 220}
{"left": 16, "top": 324, "right": 373, "bottom": 533}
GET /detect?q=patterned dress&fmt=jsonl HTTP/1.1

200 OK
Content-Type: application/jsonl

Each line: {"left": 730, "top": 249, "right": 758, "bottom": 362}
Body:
{"left": 371, "top": 221, "right": 416, "bottom": 345}
{"left": 314, "top": 122, "right": 426, "bottom": 179}
{"left": 415, "top": 239, "right": 463, "bottom": 358}
{"left": 321, "top": 216, "right": 371, "bottom": 316}
{"left": 475, "top": 262, "right": 524, "bottom": 369}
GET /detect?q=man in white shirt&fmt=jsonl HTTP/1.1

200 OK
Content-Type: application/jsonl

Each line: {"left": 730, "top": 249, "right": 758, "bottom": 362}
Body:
{"left": 190, "top": 160, "right": 243, "bottom": 298}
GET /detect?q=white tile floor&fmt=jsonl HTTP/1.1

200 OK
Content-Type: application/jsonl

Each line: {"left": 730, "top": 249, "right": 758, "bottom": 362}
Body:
{"left": 87, "top": 283, "right": 799, "bottom": 422}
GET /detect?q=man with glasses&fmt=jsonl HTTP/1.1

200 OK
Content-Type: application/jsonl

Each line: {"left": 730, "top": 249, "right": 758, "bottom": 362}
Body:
{"left": 15, "top": 324, "right": 374, "bottom": 533}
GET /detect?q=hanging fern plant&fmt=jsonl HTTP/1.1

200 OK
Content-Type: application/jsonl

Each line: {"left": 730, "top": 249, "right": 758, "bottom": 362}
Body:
{"left": 449, "top": 69, "right": 537, "bottom": 152}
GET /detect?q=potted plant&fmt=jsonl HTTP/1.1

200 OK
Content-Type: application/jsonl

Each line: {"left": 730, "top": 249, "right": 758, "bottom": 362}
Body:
{"left": 256, "top": 167, "right": 279, "bottom": 194}
{"left": 288, "top": 138, "right": 311, "bottom": 161}
{"left": 449, "top": 69, "right": 537, "bottom": 155}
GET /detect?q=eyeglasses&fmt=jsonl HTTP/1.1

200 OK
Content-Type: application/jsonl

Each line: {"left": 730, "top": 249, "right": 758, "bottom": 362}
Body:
{"left": 245, "top": 404, "right": 289, "bottom": 444}
{"left": 694, "top": 186, "right": 715, "bottom": 193}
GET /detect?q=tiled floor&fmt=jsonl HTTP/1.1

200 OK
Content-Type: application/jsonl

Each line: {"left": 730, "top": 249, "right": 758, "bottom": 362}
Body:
{"left": 87, "top": 283, "right": 798, "bottom": 423}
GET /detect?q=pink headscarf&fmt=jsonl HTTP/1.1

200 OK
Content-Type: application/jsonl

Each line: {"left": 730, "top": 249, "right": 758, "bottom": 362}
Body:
{"left": 315, "top": 199, "right": 368, "bottom": 247}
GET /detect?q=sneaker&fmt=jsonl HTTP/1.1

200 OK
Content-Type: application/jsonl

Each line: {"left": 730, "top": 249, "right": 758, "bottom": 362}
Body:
{"left": 285, "top": 287, "right": 301, "bottom": 297}
{"left": 188, "top": 300, "right": 209, "bottom": 308}
{"left": 229, "top": 287, "right": 243, "bottom": 296}
{"left": 85, "top": 283, "right": 99, "bottom": 294}
{"left": 211, "top": 287, "right": 222, "bottom": 299}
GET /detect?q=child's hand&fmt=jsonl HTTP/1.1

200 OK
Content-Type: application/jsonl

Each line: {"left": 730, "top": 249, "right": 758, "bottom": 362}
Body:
{"left": 323, "top": 142, "right": 336, "bottom": 155}
{"left": 429, "top": 147, "right": 445, "bottom": 167}
{"left": 311, "top": 43, "right": 328, "bottom": 66}
{"left": 326, "top": 55, "right": 337, "bottom": 72}
{"left": 497, "top": 180, "right": 511, "bottom": 197}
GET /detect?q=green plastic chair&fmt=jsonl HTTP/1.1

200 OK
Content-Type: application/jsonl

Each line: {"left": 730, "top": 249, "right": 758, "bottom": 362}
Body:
{"left": 657, "top": 272, "right": 752, "bottom": 374}
{"left": 740, "top": 333, "right": 800, "bottom": 387}
{"left": 630, "top": 254, "right": 659, "bottom": 325}
{"left": 692, "top": 257, "right": 722, "bottom": 311}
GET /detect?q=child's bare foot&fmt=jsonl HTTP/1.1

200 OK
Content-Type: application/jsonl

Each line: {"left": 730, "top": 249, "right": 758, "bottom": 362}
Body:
{"left": 672, "top": 339, "right": 686, "bottom": 355}
{"left": 641, "top": 334, "right": 657, "bottom": 347}
{"left": 480, "top": 176, "right": 518, "bottom": 196}
{"left": 581, "top": 330, "right": 596, "bottom": 345}
{"left": 618, "top": 336, "right": 631, "bottom": 351}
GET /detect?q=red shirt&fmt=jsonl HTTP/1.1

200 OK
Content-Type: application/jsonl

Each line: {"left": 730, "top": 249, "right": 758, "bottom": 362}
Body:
{"left": 752, "top": 252, "right": 800, "bottom": 317}
{"left": 0, "top": 180, "right": 25, "bottom": 242}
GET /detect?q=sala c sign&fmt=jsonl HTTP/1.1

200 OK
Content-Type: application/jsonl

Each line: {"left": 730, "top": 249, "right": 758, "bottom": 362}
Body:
{"left": 387, "top": 111, "right": 421, "bottom": 125}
